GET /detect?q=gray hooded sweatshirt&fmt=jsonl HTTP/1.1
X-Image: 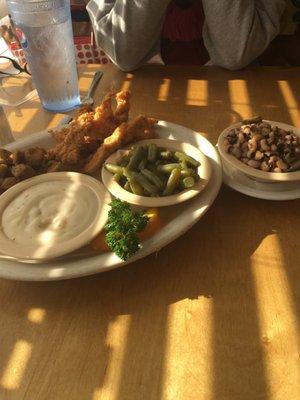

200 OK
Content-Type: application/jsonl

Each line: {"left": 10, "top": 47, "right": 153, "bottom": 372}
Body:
{"left": 87, "top": 0, "right": 286, "bottom": 71}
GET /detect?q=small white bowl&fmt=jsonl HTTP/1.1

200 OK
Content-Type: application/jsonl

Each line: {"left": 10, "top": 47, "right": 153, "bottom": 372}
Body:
{"left": 101, "top": 138, "right": 212, "bottom": 207}
{"left": 218, "top": 120, "right": 300, "bottom": 183}
{"left": 0, "top": 172, "right": 111, "bottom": 260}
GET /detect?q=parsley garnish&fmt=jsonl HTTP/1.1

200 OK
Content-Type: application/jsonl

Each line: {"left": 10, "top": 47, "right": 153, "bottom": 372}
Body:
{"left": 105, "top": 199, "right": 149, "bottom": 261}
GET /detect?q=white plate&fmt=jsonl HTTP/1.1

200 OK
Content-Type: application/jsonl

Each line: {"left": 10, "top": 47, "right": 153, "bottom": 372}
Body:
{"left": 0, "top": 121, "right": 222, "bottom": 281}
{"left": 222, "top": 155, "right": 300, "bottom": 201}
{"left": 101, "top": 138, "right": 212, "bottom": 207}
{"left": 218, "top": 120, "right": 300, "bottom": 182}
{"left": 0, "top": 172, "right": 111, "bottom": 260}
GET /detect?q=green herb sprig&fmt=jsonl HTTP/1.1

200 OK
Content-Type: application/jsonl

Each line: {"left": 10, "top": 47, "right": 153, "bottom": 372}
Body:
{"left": 105, "top": 199, "right": 149, "bottom": 261}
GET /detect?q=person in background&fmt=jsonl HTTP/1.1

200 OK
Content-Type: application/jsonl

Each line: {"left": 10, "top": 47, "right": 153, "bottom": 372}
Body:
{"left": 259, "top": 0, "right": 300, "bottom": 66}
{"left": 86, "top": 0, "right": 286, "bottom": 71}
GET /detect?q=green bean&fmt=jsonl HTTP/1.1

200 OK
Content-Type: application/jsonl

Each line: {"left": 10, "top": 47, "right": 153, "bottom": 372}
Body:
{"left": 148, "top": 167, "right": 164, "bottom": 183}
{"left": 123, "top": 168, "right": 144, "bottom": 195}
{"left": 127, "top": 146, "right": 145, "bottom": 170}
{"left": 105, "top": 163, "right": 124, "bottom": 175}
{"left": 118, "top": 155, "right": 131, "bottom": 167}
{"left": 155, "top": 169, "right": 168, "bottom": 182}
{"left": 138, "top": 158, "right": 147, "bottom": 171}
{"left": 110, "top": 145, "right": 201, "bottom": 198}
{"left": 141, "top": 169, "right": 164, "bottom": 189}
{"left": 180, "top": 160, "right": 188, "bottom": 170}
{"left": 132, "top": 172, "right": 158, "bottom": 195}
{"left": 163, "top": 168, "right": 181, "bottom": 196}
{"left": 152, "top": 168, "right": 168, "bottom": 185}
{"left": 147, "top": 143, "right": 157, "bottom": 162}
{"left": 174, "top": 151, "right": 200, "bottom": 168}
{"left": 129, "top": 180, "right": 144, "bottom": 195}
{"left": 159, "top": 150, "right": 173, "bottom": 160}
{"left": 182, "top": 176, "right": 195, "bottom": 188}
{"left": 157, "top": 163, "right": 181, "bottom": 174}
{"left": 146, "top": 163, "right": 157, "bottom": 173}
{"left": 180, "top": 168, "right": 194, "bottom": 178}
{"left": 113, "top": 173, "right": 122, "bottom": 183}
{"left": 124, "top": 181, "right": 132, "bottom": 192}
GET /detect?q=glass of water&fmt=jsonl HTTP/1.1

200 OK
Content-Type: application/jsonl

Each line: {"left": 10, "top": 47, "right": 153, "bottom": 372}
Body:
{"left": 6, "top": 0, "right": 81, "bottom": 113}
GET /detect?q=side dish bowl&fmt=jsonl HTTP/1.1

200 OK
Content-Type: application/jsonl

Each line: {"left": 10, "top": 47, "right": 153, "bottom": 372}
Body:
{"left": 0, "top": 172, "right": 111, "bottom": 260}
{"left": 101, "top": 138, "right": 212, "bottom": 207}
{"left": 217, "top": 120, "right": 300, "bottom": 183}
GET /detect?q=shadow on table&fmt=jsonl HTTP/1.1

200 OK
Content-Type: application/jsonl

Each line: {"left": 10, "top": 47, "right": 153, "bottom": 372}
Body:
{"left": 0, "top": 66, "right": 299, "bottom": 400}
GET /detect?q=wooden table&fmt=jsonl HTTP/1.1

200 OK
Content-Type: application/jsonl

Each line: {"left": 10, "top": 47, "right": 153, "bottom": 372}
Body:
{"left": 0, "top": 65, "right": 300, "bottom": 400}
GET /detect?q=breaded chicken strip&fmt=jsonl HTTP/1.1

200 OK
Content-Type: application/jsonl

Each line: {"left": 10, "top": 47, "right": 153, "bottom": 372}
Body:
{"left": 48, "top": 91, "right": 131, "bottom": 169}
{"left": 84, "top": 116, "right": 157, "bottom": 174}
{"left": 114, "top": 90, "right": 131, "bottom": 123}
{"left": 52, "top": 91, "right": 130, "bottom": 144}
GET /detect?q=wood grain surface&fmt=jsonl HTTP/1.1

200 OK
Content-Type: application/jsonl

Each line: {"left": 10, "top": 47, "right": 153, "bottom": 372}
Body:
{"left": 0, "top": 65, "right": 300, "bottom": 400}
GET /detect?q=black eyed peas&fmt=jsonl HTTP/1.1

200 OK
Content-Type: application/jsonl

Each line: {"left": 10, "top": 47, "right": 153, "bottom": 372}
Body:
{"left": 224, "top": 117, "right": 300, "bottom": 172}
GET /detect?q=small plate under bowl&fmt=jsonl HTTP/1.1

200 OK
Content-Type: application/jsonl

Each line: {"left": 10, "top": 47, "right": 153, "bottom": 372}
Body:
{"left": 101, "top": 138, "right": 212, "bottom": 207}
{"left": 0, "top": 172, "right": 111, "bottom": 260}
{"left": 218, "top": 120, "right": 300, "bottom": 183}
{"left": 222, "top": 156, "right": 300, "bottom": 201}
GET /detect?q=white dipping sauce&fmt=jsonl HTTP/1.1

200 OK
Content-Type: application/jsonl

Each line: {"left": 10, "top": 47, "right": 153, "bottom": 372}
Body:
{"left": 2, "top": 180, "right": 98, "bottom": 246}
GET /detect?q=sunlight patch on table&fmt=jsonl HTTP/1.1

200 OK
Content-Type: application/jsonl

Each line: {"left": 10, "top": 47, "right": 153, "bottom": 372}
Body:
{"left": 0, "top": 340, "right": 32, "bottom": 390}
{"left": 161, "top": 298, "right": 214, "bottom": 400}
{"left": 277, "top": 81, "right": 300, "bottom": 126}
{"left": 27, "top": 308, "right": 46, "bottom": 324}
{"left": 158, "top": 79, "right": 171, "bottom": 102}
{"left": 228, "top": 80, "right": 253, "bottom": 118}
{"left": 185, "top": 80, "right": 208, "bottom": 106}
{"left": 93, "top": 315, "right": 131, "bottom": 400}
{"left": 250, "top": 234, "right": 300, "bottom": 399}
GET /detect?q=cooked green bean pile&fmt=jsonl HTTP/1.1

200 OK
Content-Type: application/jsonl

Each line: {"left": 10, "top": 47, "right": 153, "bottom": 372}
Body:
{"left": 105, "top": 143, "right": 201, "bottom": 196}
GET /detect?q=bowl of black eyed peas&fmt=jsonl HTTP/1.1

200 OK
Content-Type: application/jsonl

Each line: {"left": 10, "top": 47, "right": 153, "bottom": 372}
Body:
{"left": 218, "top": 117, "right": 300, "bottom": 183}
{"left": 101, "top": 138, "right": 212, "bottom": 207}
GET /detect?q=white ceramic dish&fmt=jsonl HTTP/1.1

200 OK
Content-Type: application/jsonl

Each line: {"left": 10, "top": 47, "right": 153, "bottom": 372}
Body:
{"left": 222, "top": 156, "right": 300, "bottom": 201}
{"left": 0, "top": 172, "right": 111, "bottom": 260}
{"left": 218, "top": 120, "right": 300, "bottom": 183}
{"left": 101, "top": 138, "right": 211, "bottom": 207}
{"left": 0, "top": 121, "right": 222, "bottom": 281}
